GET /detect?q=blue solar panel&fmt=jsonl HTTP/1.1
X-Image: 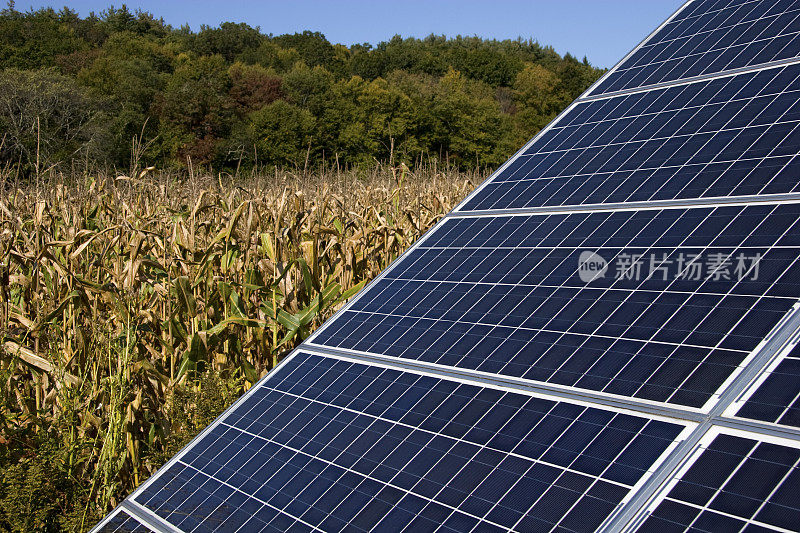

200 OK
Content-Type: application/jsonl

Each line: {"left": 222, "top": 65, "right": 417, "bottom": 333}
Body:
{"left": 592, "top": 0, "right": 800, "bottom": 95}
{"left": 462, "top": 62, "right": 800, "bottom": 212}
{"left": 638, "top": 430, "right": 800, "bottom": 532}
{"left": 311, "top": 203, "right": 800, "bottom": 408}
{"left": 129, "top": 352, "right": 688, "bottom": 532}
{"left": 735, "top": 341, "right": 800, "bottom": 427}
{"left": 96, "top": 511, "right": 151, "bottom": 533}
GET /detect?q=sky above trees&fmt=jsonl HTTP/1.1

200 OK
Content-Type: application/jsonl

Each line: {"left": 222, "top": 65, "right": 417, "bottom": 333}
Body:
{"left": 13, "top": 0, "right": 684, "bottom": 68}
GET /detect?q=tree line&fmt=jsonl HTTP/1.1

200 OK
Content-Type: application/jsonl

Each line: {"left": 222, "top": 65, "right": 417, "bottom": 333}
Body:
{"left": 0, "top": 3, "right": 605, "bottom": 175}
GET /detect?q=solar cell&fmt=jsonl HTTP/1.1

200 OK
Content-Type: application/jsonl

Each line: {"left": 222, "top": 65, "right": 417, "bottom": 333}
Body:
{"left": 311, "top": 203, "right": 800, "bottom": 408}
{"left": 462, "top": 62, "right": 800, "bottom": 212}
{"left": 592, "top": 0, "right": 800, "bottom": 95}
{"left": 130, "top": 352, "right": 689, "bottom": 533}
{"left": 733, "top": 341, "right": 800, "bottom": 427}
{"left": 95, "top": 511, "right": 152, "bottom": 533}
{"left": 637, "top": 429, "right": 800, "bottom": 532}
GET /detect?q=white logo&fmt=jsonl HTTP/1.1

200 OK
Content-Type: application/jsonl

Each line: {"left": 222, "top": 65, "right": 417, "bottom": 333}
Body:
{"left": 578, "top": 251, "right": 608, "bottom": 282}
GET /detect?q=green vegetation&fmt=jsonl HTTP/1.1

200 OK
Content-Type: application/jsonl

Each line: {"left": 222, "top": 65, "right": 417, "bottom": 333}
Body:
{"left": 0, "top": 2, "right": 604, "bottom": 176}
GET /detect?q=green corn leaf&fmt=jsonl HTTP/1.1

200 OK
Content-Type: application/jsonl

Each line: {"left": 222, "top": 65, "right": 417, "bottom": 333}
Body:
{"left": 332, "top": 279, "right": 367, "bottom": 307}
{"left": 240, "top": 358, "right": 258, "bottom": 383}
{"left": 174, "top": 276, "right": 196, "bottom": 316}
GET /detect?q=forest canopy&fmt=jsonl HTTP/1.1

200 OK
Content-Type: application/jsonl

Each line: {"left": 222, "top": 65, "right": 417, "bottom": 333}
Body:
{"left": 0, "top": 3, "right": 605, "bottom": 174}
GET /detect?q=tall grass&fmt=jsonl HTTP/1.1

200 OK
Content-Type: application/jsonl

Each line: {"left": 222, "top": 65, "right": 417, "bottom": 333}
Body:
{"left": 0, "top": 164, "right": 479, "bottom": 531}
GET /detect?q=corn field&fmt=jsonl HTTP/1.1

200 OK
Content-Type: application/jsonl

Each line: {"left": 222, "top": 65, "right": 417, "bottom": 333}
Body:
{"left": 0, "top": 164, "right": 479, "bottom": 531}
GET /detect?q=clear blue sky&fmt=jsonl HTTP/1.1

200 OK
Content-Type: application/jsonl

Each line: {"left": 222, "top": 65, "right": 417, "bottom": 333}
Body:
{"left": 13, "top": 0, "right": 685, "bottom": 68}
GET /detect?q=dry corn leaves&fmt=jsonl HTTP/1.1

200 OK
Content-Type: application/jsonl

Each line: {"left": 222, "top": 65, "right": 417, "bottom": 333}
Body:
{"left": 0, "top": 165, "right": 475, "bottom": 516}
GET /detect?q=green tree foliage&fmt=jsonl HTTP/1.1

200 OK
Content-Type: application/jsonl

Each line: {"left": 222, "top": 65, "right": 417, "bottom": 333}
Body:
{"left": 556, "top": 53, "right": 600, "bottom": 101}
{"left": 99, "top": 5, "right": 169, "bottom": 37}
{"left": 0, "top": 4, "right": 606, "bottom": 173}
{"left": 283, "top": 62, "right": 335, "bottom": 114}
{"left": 236, "top": 100, "right": 315, "bottom": 167}
{"left": 77, "top": 33, "right": 170, "bottom": 164}
{"left": 273, "top": 31, "right": 336, "bottom": 69}
{"left": 238, "top": 40, "right": 301, "bottom": 72}
{"left": 192, "top": 22, "right": 263, "bottom": 62}
{"left": 355, "top": 77, "right": 418, "bottom": 161}
{"left": 0, "top": 6, "right": 89, "bottom": 70}
{"left": 430, "top": 69, "right": 514, "bottom": 166}
{"left": 0, "top": 68, "right": 105, "bottom": 174}
{"left": 156, "top": 54, "right": 233, "bottom": 164}
{"left": 514, "top": 63, "right": 564, "bottom": 133}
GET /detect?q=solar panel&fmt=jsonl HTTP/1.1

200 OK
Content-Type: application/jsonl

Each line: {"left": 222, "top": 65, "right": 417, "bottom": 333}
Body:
{"left": 94, "top": 510, "right": 152, "bottom": 533}
{"left": 311, "top": 204, "right": 800, "bottom": 408}
{"left": 130, "top": 352, "right": 690, "bottom": 532}
{"left": 636, "top": 429, "right": 800, "bottom": 532}
{"left": 462, "top": 62, "right": 800, "bottom": 212}
{"left": 591, "top": 0, "right": 800, "bottom": 96}
{"left": 728, "top": 340, "right": 800, "bottom": 427}
{"left": 93, "top": 1, "right": 800, "bottom": 531}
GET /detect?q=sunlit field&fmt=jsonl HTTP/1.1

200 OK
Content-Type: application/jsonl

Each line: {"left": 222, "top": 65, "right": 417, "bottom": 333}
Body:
{"left": 0, "top": 164, "right": 480, "bottom": 530}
